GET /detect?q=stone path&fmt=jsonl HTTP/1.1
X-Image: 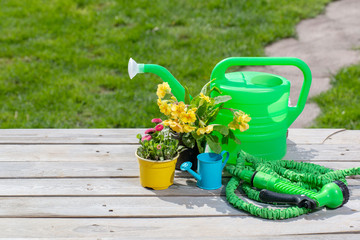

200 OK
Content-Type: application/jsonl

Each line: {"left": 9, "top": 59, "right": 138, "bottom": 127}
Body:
{"left": 246, "top": 0, "right": 360, "bottom": 127}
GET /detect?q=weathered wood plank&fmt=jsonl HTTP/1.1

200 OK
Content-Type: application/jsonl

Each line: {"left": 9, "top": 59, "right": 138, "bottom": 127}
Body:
{"left": 287, "top": 128, "right": 344, "bottom": 145}
{"left": 323, "top": 130, "right": 360, "bottom": 145}
{"left": 284, "top": 144, "right": 360, "bottom": 161}
{"left": 0, "top": 128, "right": 357, "bottom": 240}
{"left": 0, "top": 178, "right": 358, "bottom": 197}
{"left": 0, "top": 129, "right": 144, "bottom": 144}
{"left": 0, "top": 193, "right": 358, "bottom": 218}
{"left": 0, "top": 216, "right": 358, "bottom": 239}
{"left": 0, "top": 196, "right": 241, "bottom": 217}
{"left": 0, "top": 144, "right": 139, "bottom": 162}
{"left": 0, "top": 161, "right": 358, "bottom": 178}
{"left": 0, "top": 235, "right": 357, "bottom": 240}
{"left": 1, "top": 143, "right": 360, "bottom": 162}
{"left": 0, "top": 161, "right": 138, "bottom": 178}
{"left": 0, "top": 177, "right": 221, "bottom": 196}
{"left": 0, "top": 128, "right": 347, "bottom": 145}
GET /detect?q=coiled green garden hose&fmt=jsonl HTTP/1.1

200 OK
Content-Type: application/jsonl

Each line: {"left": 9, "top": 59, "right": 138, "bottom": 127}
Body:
{"left": 225, "top": 151, "right": 360, "bottom": 220}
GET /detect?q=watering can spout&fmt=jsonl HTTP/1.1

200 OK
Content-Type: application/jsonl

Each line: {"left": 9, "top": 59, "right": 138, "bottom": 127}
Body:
{"left": 180, "top": 162, "right": 201, "bottom": 181}
{"left": 128, "top": 58, "right": 186, "bottom": 102}
{"left": 128, "top": 58, "right": 145, "bottom": 79}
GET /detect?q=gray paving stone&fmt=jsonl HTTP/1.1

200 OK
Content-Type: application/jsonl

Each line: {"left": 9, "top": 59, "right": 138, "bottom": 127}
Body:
{"left": 246, "top": 0, "right": 360, "bottom": 128}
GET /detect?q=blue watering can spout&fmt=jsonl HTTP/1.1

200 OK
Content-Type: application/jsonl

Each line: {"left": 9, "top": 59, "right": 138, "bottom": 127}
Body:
{"left": 180, "top": 162, "right": 201, "bottom": 181}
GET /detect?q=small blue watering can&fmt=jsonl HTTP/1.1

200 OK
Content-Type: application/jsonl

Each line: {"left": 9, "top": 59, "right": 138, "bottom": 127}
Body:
{"left": 180, "top": 151, "right": 230, "bottom": 190}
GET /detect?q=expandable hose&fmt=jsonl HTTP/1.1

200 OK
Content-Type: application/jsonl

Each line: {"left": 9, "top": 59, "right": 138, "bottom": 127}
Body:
{"left": 225, "top": 151, "right": 360, "bottom": 220}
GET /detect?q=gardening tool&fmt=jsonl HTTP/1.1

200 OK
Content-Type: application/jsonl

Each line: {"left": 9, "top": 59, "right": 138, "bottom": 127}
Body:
{"left": 180, "top": 151, "right": 229, "bottom": 190}
{"left": 128, "top": 57, "right": 312, "bottom": 163}
{"left": 128, "top": 58, "right": 186, "bottom": 101}
{"left": 236, "top": 168, "right": 349, "bottom": 209}
{"left": 225, "top": 151, "right": 360, "bottom": 220}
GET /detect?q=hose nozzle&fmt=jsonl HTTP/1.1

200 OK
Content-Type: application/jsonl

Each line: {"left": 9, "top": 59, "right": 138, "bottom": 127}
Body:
{"left": 234, "top": 168, "right": 351, "bottom": 209}
{"left": 314, "top": 180, "right": 350, "bottom": 209}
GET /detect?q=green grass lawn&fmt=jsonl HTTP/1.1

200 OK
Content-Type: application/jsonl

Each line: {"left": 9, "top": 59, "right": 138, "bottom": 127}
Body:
{"left": 0, "top": 0, "right": 332, "bottom": 128}
{"left": 312, "top": 62, "right": 360, "bottom": 130}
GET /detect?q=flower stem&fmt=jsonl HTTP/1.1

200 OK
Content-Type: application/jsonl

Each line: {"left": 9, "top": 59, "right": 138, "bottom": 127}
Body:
{"left": 222, "top": 107, "right": 235, "bottom": 112}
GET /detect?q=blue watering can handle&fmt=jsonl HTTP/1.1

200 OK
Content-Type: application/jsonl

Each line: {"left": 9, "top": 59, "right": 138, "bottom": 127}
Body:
{"left": 210, "top": 57, "right": 312, "bottom": 127}
{"left": 221, "top": 150, "right": 230, "bottom": 170}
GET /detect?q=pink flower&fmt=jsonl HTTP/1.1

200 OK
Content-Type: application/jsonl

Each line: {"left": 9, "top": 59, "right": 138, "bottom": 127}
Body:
{"left": 145, "top": 128, "right": 156, "bottom": 134}
{"left": 151, "top": 118, "right": 163, "bottom": 123}
{"left": 155, "top": 124, "right": 164, "bottom": 131}
{"left": 141, "top": 135, "right": 152, "bottom": 141}
{"left": 157, "top": 144, "right": 162, "bottom": 150}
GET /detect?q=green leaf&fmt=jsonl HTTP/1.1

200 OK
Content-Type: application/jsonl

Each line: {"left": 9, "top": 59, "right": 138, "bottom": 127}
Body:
{"left": 136, "top": 134, "right": 142, "bottom": 140}
{"left": 200, "top": 80, "right": 212, "bottom": 95}
{"left": 184, "top": 86, "right": 191, "bottom": 105}
{"left": 207, "top": 103, "right": 223, "bottom": 124}
{"left": 206, "top": 135, "right": 221, "bottom": 154}
{"left": 190, "top": 95, "right": 201, "bottom": 108}
{"left": 234, "top": 137, "right": 241, "bottom": 145}
{"left": 200, "top": 79, "right": 218, "bottom": 96}
{"left": 228, "top": 130, "right": 241, "bottom": 145}
{"left": 213, "top": 124, "right": 229, "bottom": 136}
{"left": 221, "top": 136, "right": 229, "bottom": 145}
{"left": 209, "top": 86, "right": 222, "bottom": 95}
{"left": 191, "top": 131, "right": 203, "bottom": 140}
{"left": 198, "top": 119, "right": 206, "bottom": 127}
{"left": 196, "top": 102, "right": 207, "bottom": 118}
{"left": 182, "top": 133, "right": 196, "bottom": 149}
{"left": 214, "top": 95, "right": 232, "bottom": 105}
{"left": 196, "top": 139, "right": 205, "bottom": 153}
{"left": 178, "top": 145, "right": 186, "bottom": 153}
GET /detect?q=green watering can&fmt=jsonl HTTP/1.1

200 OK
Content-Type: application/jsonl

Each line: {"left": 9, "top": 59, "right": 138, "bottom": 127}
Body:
{"left": 128, "top": 57, "right": 312, "bottom": 164}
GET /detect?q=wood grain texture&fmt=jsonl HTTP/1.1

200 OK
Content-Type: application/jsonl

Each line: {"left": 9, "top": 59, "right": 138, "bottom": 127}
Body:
{"left": 284, "top": 144, "right": 360, "bottom": 161}
{"left": 0, "top": 194, "right": 359, "bottom": 218}
{"left": 0, "top": 144, "right": 139, "bottom": 162}
{"left": 0, "top": 217, "right": 358, "bottom": 239}
{"left": 323, "top": 130, "right": 360, "bottom": 145}
{"left": 1, "top": 143, "right": 360, "bottom": 163}
{"left": 0, "top": 160, "right": 358, "bottom": 178}
{"left": 286, "top": 128, "right": 344, "bottom": 145}
{"left": 0, "top": 128, "right": 358, "bottom": 239}
{"left": 0, "top": 128, "right": 144, "bottom": 144}
{"left": 0, "top": 128, "right": 345, "bottom": 144}
{"left": 0, "top": 178, "right": 357, "bottom": 197}
{"left": 0, "top": 178, "right": 223, "bottom": 196}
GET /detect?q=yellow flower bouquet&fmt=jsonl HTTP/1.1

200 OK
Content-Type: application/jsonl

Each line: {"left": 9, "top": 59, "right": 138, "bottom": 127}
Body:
{"left": 156, "top": 81, "right": 250, "bottom": 154}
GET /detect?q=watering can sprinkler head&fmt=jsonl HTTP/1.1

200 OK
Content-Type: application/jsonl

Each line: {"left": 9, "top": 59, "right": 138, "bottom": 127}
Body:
{"left": 128, "top": 58, "right": 144, "bottom": 79}
{"left": 180, "top": 162, "right": 202, "bottom": 181}
{"left": 180, "top": 162, "right": 192, "bottom": 171}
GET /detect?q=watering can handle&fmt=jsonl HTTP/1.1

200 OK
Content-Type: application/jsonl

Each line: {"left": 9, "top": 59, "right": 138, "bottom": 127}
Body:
{"left": 210, "top": 57, "right": 312, "bottom": 127}
{"left": 221, "top": 150, "right": 230, "bottom": 170}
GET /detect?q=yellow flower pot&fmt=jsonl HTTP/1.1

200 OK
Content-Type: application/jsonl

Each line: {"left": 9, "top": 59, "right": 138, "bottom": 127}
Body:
{"left": 136, "top": 152, "right": 179, "bottom": 190}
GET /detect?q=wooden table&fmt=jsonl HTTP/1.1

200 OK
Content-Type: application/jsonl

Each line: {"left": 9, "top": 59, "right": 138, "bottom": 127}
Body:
{"left": 0, "top": 128, "right": 359, "bottom": 239}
